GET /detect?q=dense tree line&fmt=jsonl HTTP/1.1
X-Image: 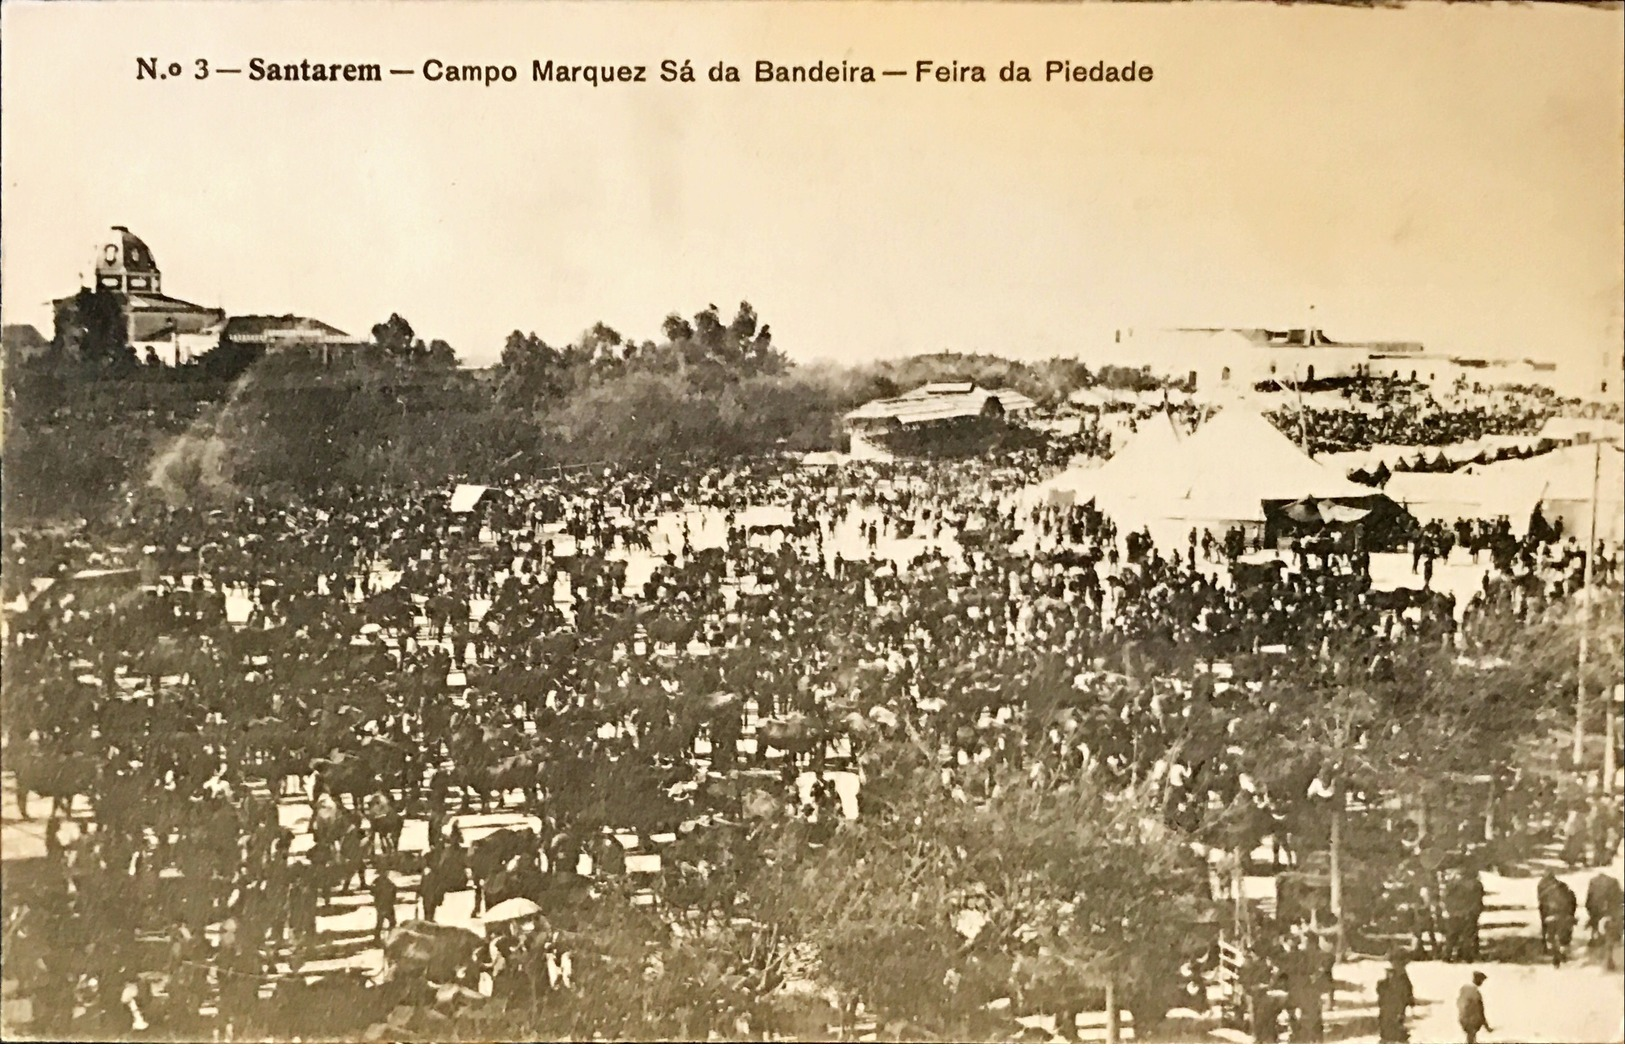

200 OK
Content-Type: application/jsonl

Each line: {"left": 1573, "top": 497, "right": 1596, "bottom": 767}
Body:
{"left": 9, "top": 301, "right": 1135, "bottom": 523}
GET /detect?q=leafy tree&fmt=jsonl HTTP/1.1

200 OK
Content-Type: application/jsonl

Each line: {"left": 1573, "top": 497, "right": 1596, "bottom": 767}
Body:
{"left": 426, "top": 339, "right": 459, "bottom": 369}
{"left": 728, "top": 302, "right": 759, "bottom": 343}
{"left": 370, "top": 313, "right": 416, "bottom": 360}
{"left": 546, "top": 371, "right": 731, "bottom": 465}
{"left": 53, "top": 288, "right": 134, "bottom": 370}
{"left": 498, "top": 331, "right": 572, "bottom": 407}
{"left": 662, "top": 313, "right": 695, "bottom": 343}
{"left": 579, "top": 322, "right": 625, "bottom": 363}
{"left": 761, "top": 741, "right": 1212, "bottom": 1040}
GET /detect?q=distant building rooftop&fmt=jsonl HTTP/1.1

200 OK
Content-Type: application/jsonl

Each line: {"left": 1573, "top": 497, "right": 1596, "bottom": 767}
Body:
{"left": 223, "top": 314, "right": 361, "bottom": 345}
{"left": 3, "top": 324, "right": 49, "bottom": 359}
{"left": 844, "top": 383, "right": 1037, "bottom": 428}
{"left": 1164, "top": 327, "right": 1425, "bottom": 354}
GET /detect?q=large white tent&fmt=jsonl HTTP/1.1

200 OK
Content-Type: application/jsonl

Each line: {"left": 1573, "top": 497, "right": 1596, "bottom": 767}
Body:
{"left": 1383, "top": 472, "right": 1521, "bottom": 526}
{"left": 1459, "top": 442, "right": 1625, "bottom": 540}
{"left": 1028, "top": 410, "right": 1189, "bottom": 509}
{"left": 1027, "top": 409, "right": 1379, "bottom": 535}
{"left": 1175, "top": 410, "right": 1376, "bottom": 522}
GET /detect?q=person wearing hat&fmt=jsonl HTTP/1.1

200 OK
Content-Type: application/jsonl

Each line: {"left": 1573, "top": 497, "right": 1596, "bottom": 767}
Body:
{"left": 1376, "top": 950, "right": 1414, "bottom": 1043}
{"left": 1457, "top": 971, "right": 1491, "bottom": 1043}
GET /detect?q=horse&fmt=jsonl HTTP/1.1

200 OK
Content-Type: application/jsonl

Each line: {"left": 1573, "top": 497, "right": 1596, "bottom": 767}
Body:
{"left": 311, "top": 736, "right": 411, "bottom": 809}
{"left": 758, "top": 711, "right": 830, "bottom": 780}
{"left": 363, "top": 791, "right": 405, "bottom": 856}
{"left": 418, "top": 846, "right": 469, "bottom": 922}
{"left": 446, "top": 724, "right": 520, "bottom": 813}
{"left": 310, "top": 801, "right": 369, "bottom": 902}
{"left": 8, "top": 741, "right": 98, "bottom": 821}
{"left": 1586, "top": 873, "right": 1623, "bottom": 943}
{"left": 482, "top": 749, "right": 546, "bottom": 812}
{"left": 483, "top": 855, "right": 546, "bottom": 912}
{"left": 1537, "top": 872, "right": 1578, "bottom": 967}
{"left": 466, "top": 826, "right": 539, "bottom": 914}
{"left": 381, "top": 920, "right": 485, "bottom": 987}
{"left": 241, "top": 716, "right": 308, "bottom": 797}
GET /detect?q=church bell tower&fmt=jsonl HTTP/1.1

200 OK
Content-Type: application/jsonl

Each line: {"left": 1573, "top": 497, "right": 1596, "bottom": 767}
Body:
{"left": 93, "top": 226, "right": 163, "bottom": 295}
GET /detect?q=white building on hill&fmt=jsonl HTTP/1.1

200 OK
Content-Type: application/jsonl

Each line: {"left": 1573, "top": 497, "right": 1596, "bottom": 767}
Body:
{"left": 1096, "top": 327, "right": 1426, "bottom": 393}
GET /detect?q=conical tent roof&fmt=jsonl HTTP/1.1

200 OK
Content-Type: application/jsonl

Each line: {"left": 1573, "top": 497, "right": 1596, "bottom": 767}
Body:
{"left": 1026, "top": 411, "right": 1187, "bottom": 506}
{"left": 1026, "top": 409, "right": 1375, "bottom": 525}
{"left": 1175, "top": 410, "right": 1375, "bottom": 520}
{"left": 1091, "top": 411, "right": 1189, "bottom": 496}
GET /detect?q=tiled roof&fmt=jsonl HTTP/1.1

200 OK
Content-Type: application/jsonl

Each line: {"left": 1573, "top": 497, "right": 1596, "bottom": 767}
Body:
{"left": 844, "top": 384, "right": 1037, "bottom": 425}
{"left": 125, "top": 292, "right": 221, "bottom": 314}
{"left": 224, "top": 315, "right": 358, "bottom": 343}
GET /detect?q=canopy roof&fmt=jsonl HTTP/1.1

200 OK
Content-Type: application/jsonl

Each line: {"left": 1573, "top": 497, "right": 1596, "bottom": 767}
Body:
{"left": 1462, "top": 441, "right": 1625, "bottom": 518}
{"left": 845, "top": 384, "right": 1036, "bottom": 426}
{"left": 1029, "top": 408, "right": 1377, "bottom": 524}
{"left": 1178, "top": 410, "right": 1375, "bottom": 519}
{"left": 449, "top": 484, "right": 492, "bottom": 513}
{"left": 1383, "top": 442, "right": 1624, "bottom": 537}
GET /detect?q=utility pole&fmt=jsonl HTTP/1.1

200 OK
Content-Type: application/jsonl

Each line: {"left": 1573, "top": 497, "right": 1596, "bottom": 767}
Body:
{"left": 1573, "top": 440, "right": 1601, "bottom": 772}
{"left": 1293, "top": 363, "right": 1310, "bottom": 455}
{"left": 1293, "top": 305, "right": 1315, "bottom": 454}
{"left": 1606, "top": 682, "right": 1617, "bottom": 795}
{"left": 1329, "top": 788, "right": 1345, "bottom": 961}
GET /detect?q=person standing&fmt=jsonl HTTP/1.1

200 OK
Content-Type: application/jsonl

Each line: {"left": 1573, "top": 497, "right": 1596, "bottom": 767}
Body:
{"left": 371, "top": 871, "right": 399, "bottom": 944}
{"left": 1457, "top": 971, "right": 1491, "bottom": 1044}
{"left": 1588, "top": 798, "right": 1614, "bottom": 868}
{"left": 1286, "top": 933, "right": 1327, "bottom": 1043}
{"left": 1562, "top": 806, "right": 1589, "bottom": 867}
{"left": 1376, "top": 953, "right": 1413, "bottom": 1043}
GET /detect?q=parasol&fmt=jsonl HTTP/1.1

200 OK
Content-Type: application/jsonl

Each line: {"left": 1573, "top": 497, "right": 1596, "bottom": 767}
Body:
{"left": 482, "top": 897, "right": 543, "bottom": 924}
{"left": 1283, "top": 499, "right": 1371, "bottom": 525}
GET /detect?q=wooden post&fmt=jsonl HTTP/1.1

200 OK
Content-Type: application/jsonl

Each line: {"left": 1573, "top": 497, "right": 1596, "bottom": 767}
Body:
{"left": 1607, "top": 687, "right": 1618, "bottom": 796}
{"left": 1574, "top": 440, "right": 1601, "bottom": 771}
{"left": 1105, "top": 979, "right": 1120, "bottom": 1044}
{"left": 1329, "top": 792, "right": 1345, "bottom": 961}
{"left": 1590, "top": 442, "right": 1608, "bottom": 790}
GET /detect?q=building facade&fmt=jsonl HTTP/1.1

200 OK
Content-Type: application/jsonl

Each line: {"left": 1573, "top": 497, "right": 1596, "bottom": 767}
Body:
{"left": 51, "top": 228, "right": 358, "bottom": 367}
{"left": 52, "top": 227, "right": 225, "bottom": 365}
{"left": 1097, "top": 327, "right": 1426, "bottom": 393}
{"left": 843, "top": 381, "right": 1038, "bottom": 436}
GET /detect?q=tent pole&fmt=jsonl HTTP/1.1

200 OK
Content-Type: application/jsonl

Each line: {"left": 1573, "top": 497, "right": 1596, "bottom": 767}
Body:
{"left": 1293, "top": 363, "right": 1309, "bottom": 455}
{"left": 1573, "top": 441, "right": 1601, "bottom": 774}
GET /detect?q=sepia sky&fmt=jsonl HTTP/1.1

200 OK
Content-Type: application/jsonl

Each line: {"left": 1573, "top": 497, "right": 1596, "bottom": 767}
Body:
{"left": 1, "top": 1, "right": 1620, "bottom": 375}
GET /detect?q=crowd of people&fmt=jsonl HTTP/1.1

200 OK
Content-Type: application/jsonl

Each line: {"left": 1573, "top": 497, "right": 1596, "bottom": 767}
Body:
{"left": 1266, "top": 380, "right": 1611, "bottom": 456}
{"left": 3, "top": 414, "right": 1621, "bottom": 1039}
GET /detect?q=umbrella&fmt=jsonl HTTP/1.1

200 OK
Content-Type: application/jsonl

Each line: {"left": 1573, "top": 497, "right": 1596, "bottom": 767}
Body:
{"left": 1283, "top": 499, "right": 1321, "bottom": 524}
{"left": 482, "top": 897, "right": 542, "bottom": 923}
{"left": 1318, "top": 501, "right": 1370, "bottom": 523}
{"left": 1282, "top": 499, "right": 1371, "bottom": 525}
{"left": 867, "top": 705, "right": 900, "bottom": 729}
{"left": 705, "top": 692, "right": 740, "bottom": 710}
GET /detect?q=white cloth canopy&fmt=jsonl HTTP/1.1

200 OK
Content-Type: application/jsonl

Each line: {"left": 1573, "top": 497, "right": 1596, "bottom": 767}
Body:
{"left": 1026, "top": 411, "right": 1188, "bottom": 510}
{"left": 1027, "top": 409, "right": 1376, "bottom": 527}
{"left": 1461, "top": 442, "right": 1625, "bottom": 538}
{"left": 1383, "top": 443, "right": 1624, "bottom": 539}
{"left": 449, "top": 484, "right": 490, "bottom": 513}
